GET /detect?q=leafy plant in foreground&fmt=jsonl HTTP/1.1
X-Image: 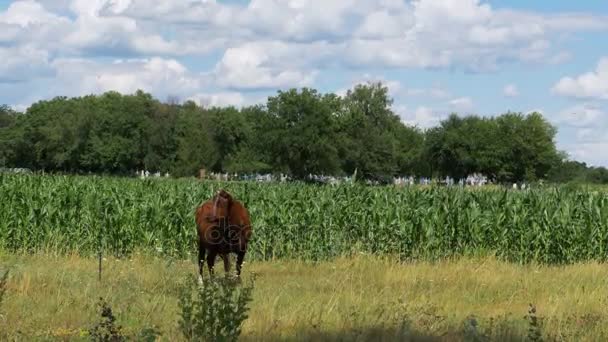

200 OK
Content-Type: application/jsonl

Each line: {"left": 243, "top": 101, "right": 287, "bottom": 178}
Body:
{"left": 178, "top": 274, "right": 255, "bottom": 342}
{"left": 88, "top": 297, "right": 126, "bottom": 342}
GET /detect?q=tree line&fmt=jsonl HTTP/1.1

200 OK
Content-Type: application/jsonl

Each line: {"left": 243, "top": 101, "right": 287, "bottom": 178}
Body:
{"left": 1, "top": 82, "right": 606, "bottom": 184}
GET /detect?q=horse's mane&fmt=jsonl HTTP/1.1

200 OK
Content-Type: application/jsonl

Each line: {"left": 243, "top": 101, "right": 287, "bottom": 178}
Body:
{"left": 214, "top": 189, "right": 232, "bottom": 201}
{"left": 207, "top": 189, "right": 233, "bottom": 222}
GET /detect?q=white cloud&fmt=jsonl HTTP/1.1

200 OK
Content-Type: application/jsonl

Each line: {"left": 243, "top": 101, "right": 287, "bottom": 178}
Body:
{"left": 336, "top": 75, "right": 403, "bottom": 99}
{"left": 503, "top": 84, "right": 519, "bottom": 97}
{"left": 0, "top": 0, "right": 606, "bottom": 98}
{"left": 448, "top": 97, "right": 474, "bottom": 111}
{"left": 0, "top": 45, "right": 52, "bottom": 82}
{"left": 576, "top": 128, "right": 594, "bottom": 141}
{"left": 563, "top": 142, "right": 608, "bottom": 167}
{"left": 552, "top": 57, "right": 608, "bottom": 100}
{"left": 556, "top": 103, "right": 608, "bottom": 167}
{"left": 0, "top": 0, "right": 212, "bottom": 58}
{"left": 548, "top": 51, "right": 572, "bottom": 65}
{"left": 45, "top": 57, "right": 203, "bottom": 99}
{"left": 543, "top": 13, "right": 608, "bottom": 31}
{"left": 0, "top": 1, "right": 73, "bottom": 50}
{"left": 0, "top": 0, "right": 65, "bottom": 27}
{"left": 188, "top": 92, "right": 247, "bottom": 108}
{"left": 9, "top": 103, "right": 29, "bottom": 112}
{"left": 335, "top": 77, "right": 454, "bottom": 101}
{"left": 398, "top": 105, "right": 446, "bottom": 129}
{"left": 344, "top": 1, "right": 607, "bottom": 70}
{"left": 355, "top": 10, "right": 413, "bottom": 39}
{"left": 112, "top": 0, "right": 388, "bottom": 42}
{"left": 557, "top": 103, "right": 604, "bottom": 128}
{"left": 3, "top": 56, "right": 263, "bottom": 111}
{"left": 18, "top": 0, "right": 600, "bottom": 72}
{"left": 526, "top": 108, "right": 544, "bottom": 115}
{"left": 212, "top": 41, "right": 320, "bottom": 89}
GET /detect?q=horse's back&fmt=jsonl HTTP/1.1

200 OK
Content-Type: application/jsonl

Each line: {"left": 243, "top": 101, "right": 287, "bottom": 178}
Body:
{"left": 194, "top": 194, "right": 252, "bottom": 252}
{"left": 195, "top": 200, "right": 215, "bottom": 238}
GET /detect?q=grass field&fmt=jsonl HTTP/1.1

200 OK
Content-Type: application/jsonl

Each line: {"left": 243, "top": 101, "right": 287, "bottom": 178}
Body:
{"left": 1, "top": 252, "right": 608, "bottom": 341}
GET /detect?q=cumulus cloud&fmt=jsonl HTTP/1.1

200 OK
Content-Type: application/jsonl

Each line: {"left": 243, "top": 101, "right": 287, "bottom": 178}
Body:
{"left": 552, "top": 57, "right": 608, "bottom": 100}
{"left": 337, "top": 0, "right": 606, "bottom": 71}
{"left": 14, "top": 0, "right": 603, "bottom": 71}
{"left": 187, "top": 92, "right": 247, "bottom": 108}
{"left": 2, "top": 56, "right": 263, "bottom": 110}
{"left": 556, "top": 103, "right": 608, "bottom": 166}
{"left": 335, "top": 74, "right": 403, "bottom": 99}
{"left": 556, "top": 103, "right": 604, "bottom": 128}
{"left": 563, "top": 142, "right": 608, "bottom": 167}
{"left": 15, "top": 57, "right": 204, "bottom": 104}
{"left": 0, "top": 45, "right": 52, "bottom": 82}
{"left": 0, "top": 0, "right": 212, "bottom": 58}
{"left": 398, "top": 105, "right": 447, "bottom": 129}
{"left": 503, "top": 84, "right": 519, "bottom": 97}
{"left": 336, "top": 76, "right": 454, "bottom": 105}
{"left": 1, "top": 0, "right": 607, "bottom": 95}
{"left": 448, "top": 97, "right": 474, "bottom": 111}
{"left": 0, "top": 0, "right": 66, "bottom": 27}
{"left": 212, "top": 41, "right": 323, "bottom": 89}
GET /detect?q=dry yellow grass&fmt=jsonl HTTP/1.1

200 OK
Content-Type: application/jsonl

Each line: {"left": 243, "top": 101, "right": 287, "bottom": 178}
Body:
{"left": 1, "top": 251, "right": 607, "bottom": 341}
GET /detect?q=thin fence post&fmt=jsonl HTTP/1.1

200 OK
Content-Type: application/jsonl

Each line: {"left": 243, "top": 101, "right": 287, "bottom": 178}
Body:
{"left": 98, "top": 234, "right": 102, "bottom": 282}
{"left": 98, "top": 205, "right": 105, "bottom": 283}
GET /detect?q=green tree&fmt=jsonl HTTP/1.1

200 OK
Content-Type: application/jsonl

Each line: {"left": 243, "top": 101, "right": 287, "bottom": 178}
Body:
{"left": 221, "top": 105, "right": 273, "bottom": 174}
{"left": 0, "top": 105, "right": 16, "bottom": 128}
{"left": 0, "top": 105, "right": 18, "bottom": 167}
{"left": 425, "top": 111, "right": 561, "bottom": 183}
{"left": 142, "top": 100, "right": 179, "bottom": 173}
{"left": 77, "top": 91, "right": 151, "bottom": 174}
{"left": 264, "top": 88, "right": 341, "bottom": 179}
{"left": 494, "top": 111, "right": 560, "bottom": 182}
{"left": 208, "top": 106, "right": 251, "bottom": 172}
{"left": 338, "top": 82, "right": 420, "bottom": 181}
{"left": 171, "top": 101, "right": 218, "bottom": 177}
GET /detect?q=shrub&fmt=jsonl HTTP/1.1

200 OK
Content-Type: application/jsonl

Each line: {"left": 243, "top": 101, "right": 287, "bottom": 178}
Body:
{"left": 178, "top": 274, "right": 255, "bottom": 342}
{"left": 88, "top": 297, "right": 126, "bottom": 342}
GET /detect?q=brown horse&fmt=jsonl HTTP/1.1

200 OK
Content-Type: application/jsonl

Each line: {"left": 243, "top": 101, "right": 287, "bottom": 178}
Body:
{"left": 194, "top": 189, "right": 252, "bottom": 278}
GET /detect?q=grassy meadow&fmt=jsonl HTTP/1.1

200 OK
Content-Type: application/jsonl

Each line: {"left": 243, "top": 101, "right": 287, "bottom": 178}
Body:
{"left": 1, "top": 173, "right": 608, "bottom": 340}
{"left": 2, "top": 252, "right": 608, "bottom": 341}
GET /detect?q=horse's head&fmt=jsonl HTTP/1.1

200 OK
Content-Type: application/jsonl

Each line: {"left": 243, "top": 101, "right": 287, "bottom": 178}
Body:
{"left": 211, "top": 189, "right": 233, "bottom": 221}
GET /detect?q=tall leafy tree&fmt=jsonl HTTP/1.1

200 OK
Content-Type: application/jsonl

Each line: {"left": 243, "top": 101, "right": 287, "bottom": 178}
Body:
{"left": 207, "top": 106, "right": 251, "bottom": 172}
{"left": 339, "top": 82, "right": 422, "bottom": 181}
{"left": 171, "top": 101, "right": 218, "bottom": 177}
{"left": 223, "top": 105, "right": 272, "bottom": 174}
{"left": 2, "top": 85, "right": 596, "bottom": 183}
{"left": 264, "top": 88, "right": 341, "bottom": 179}
{"left": 0, "top": 105, "right": 18, "bottom": 167}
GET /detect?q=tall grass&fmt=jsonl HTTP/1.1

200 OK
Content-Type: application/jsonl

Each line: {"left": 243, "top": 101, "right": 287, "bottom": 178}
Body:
{"left": 1, "top": 173, "right": 607, "bottom": 264}
{"left": 2, "top": 253, "right": 608, "bottom": 340}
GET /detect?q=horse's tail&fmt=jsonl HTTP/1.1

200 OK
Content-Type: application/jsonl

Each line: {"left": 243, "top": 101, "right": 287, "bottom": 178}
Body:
{"left": 223, "top": 221, "right": 230, "bottom": 245}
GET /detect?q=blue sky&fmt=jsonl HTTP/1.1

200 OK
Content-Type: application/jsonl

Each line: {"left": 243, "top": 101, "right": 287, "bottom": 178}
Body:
{"left": 0, "top": 0, "right": 607, "bottom": 166}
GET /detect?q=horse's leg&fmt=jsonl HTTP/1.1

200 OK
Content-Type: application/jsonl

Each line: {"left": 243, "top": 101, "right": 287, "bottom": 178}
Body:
{"left": 198, "top": 245, "right": 206, "bottom": 280}
{"left": 236, "top": 250, "right": 246, "bottom": 277}
{"left": 221, "top": 253, "right": 231, "bottom": 276}
{"left": 206, "top": 250, "right": 217, "bottom": 276}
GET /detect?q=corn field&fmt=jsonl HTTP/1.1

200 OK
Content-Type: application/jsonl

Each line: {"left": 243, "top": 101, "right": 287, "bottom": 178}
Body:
{"left": 1, "top": 173, "right": 607, "bottom": 264}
